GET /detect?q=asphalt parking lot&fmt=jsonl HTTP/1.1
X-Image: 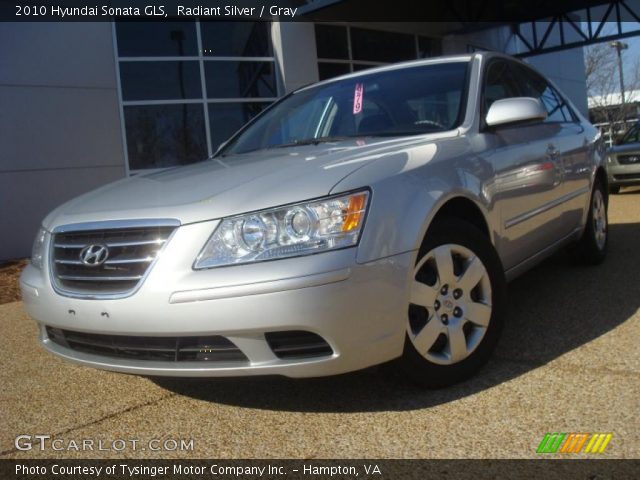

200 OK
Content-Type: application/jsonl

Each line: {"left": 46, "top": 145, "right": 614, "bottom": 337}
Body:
{"left": 1, "top": 189, "right": 638, "bottom": 460}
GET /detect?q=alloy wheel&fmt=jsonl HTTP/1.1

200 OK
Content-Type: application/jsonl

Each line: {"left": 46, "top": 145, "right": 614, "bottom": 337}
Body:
{"left": 592, "top": 189, "right": 607, "bottom": 251}
{"left": 408, "top": 244, "right": 492, "bottom": 365}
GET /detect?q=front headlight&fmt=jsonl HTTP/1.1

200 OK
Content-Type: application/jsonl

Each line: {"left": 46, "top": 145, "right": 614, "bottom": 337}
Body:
{"left": 31, "top": 227, "right": 47, "bottom": 269}
{"left": 194, "top": 190, "right": 370, "bottom": 269}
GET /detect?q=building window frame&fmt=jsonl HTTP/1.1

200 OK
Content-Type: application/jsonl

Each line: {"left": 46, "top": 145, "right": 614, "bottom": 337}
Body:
{"left": 315, "top": 23, "right": 442, "bottom": 81}
{"left": 111, "top": 20, "right": 279, "bottom": 174}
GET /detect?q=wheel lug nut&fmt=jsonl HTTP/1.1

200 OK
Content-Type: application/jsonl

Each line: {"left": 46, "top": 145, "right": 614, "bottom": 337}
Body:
{"left": 453, "top": 288, "right": 462, "bottom": 299}
{"left": 453, "top": 307, "right": 463, "bottom": 318}
{"left": 441, "top": 314, "right": 449, "bottom": 325}
{"left": 434, "top": 300, "right": 440, "bottom": 310}
{"left": 440, "top": 285, "right": 448, "bottom": 295}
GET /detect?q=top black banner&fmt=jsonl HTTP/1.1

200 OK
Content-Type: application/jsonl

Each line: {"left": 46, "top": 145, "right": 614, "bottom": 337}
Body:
{"left": 2, "top": 0, "right": 636, "bottom": 22}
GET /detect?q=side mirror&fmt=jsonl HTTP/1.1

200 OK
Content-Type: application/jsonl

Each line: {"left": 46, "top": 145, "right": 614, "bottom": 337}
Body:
{"left": 486, "top": 97, "right": 547, "bottom": 128}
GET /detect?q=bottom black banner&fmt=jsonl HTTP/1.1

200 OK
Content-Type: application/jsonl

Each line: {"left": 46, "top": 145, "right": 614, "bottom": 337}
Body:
{"left": 2, "top": 459, "right": 639, "bottom": 480}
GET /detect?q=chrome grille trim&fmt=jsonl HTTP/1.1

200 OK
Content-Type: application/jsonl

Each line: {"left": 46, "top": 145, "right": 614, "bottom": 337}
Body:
{"left": 55, "top": 257, "right": 155, "bottom": 265}
{"left": 49, "top": 219, "right": 180, "bottom": 299}
{"left": 57, "top": 275, "right": 145, "bottom": 281}
{"left": 52, "top": 218, "right": 180, "bottom": 233}
{"left": 54, "top": 239, "right": 167, "bottom": 248}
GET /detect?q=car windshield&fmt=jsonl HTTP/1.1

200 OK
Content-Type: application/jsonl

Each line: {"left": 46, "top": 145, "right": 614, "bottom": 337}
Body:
{"left": 219, "top": 61, "right": 469, "bottom": 156}
{"left": 619, "top": 124, "right": 639, "bottom": 145}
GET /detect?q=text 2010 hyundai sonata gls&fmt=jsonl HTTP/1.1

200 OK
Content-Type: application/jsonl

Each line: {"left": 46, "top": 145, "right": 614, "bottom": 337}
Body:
{"left": 21, "top": 52, "right": 609, "bottom": 387}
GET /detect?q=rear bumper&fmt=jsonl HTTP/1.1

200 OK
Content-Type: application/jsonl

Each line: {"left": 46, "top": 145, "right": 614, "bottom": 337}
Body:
{"left": 21, "top": 236, "right": 413, "bottom": 377}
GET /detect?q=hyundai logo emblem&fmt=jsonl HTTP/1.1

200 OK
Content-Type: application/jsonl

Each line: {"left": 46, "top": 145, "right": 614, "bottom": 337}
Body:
{"left": 79, "top": 244, "right": 109, "bottom": 266}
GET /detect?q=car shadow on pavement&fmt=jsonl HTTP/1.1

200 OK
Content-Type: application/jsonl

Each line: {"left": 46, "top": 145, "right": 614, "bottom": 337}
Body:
{"left": 616, "top": 187, "right": 640, "bottom": 195}
{"left": 152, "top": 222, "right": 639, "bottom": 413}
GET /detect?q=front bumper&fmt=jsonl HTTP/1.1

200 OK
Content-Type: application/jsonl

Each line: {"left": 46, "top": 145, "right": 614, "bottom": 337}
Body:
{"left": 607, "top": 162, "right": 640, "bottom": 187}
{"left": 20, "top": 220, "right": 413, "bottom": 377}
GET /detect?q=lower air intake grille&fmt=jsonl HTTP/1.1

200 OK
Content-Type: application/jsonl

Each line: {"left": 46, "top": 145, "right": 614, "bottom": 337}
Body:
{"left": 265, "top": 331, "right": 333, "bottom": 359}
{"left": 46, "top": 327, "right": 248, "bottom": 363}
{"left": 618, "top": 155, "right": 640, "bottom": 165}
{"left": 614, "top": 173, "right": 640, "bottom": 180}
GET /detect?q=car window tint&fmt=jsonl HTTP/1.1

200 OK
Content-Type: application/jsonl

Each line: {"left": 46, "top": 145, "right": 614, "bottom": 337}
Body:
{"left": 620, "top": 125, "right": 640, "bottom": 144}
{"left": 514, "top": 65, "right": 573, "bottom": 123}
{"left": 222, "top": 62, "right": 469, "bottom": 155}
{"left": 482, "top": 60, "right": 520, "bottom": 113}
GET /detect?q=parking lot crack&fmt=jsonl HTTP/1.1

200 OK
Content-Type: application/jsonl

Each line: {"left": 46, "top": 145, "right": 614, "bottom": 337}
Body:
{"left": 0, "top": 391, "right": 177, "bottom": 457}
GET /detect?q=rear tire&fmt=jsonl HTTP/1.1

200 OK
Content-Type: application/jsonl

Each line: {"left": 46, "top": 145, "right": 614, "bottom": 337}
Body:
{"left": 396, "top": 218, "right": 507, "bottom": 388}
{"left": 573, "top": 180, "right": 608, "bottom": 265}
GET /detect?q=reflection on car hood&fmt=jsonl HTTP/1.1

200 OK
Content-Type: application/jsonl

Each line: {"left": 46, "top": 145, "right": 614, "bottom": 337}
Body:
{"left": 43, "top": 134, "right": 450, "bottom": 229}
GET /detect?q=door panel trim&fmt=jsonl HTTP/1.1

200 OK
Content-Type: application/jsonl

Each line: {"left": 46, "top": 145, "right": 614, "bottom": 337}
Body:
{"left": 504, "top": 186, "right": 589, "bottom": 229}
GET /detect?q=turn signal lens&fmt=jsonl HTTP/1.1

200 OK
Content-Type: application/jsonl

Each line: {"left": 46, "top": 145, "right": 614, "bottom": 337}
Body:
{"left": 343, "top": 192, "right": 368, "bottom": 232}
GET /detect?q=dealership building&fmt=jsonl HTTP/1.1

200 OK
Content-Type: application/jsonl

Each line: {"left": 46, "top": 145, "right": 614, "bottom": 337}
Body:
{"left": 0, "top": 16, "right": 594, "bottom": 260}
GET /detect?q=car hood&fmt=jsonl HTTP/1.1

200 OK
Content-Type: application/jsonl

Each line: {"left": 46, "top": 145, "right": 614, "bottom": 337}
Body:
{"left": 43, "top": 135, "right": 448, "bottom": 230}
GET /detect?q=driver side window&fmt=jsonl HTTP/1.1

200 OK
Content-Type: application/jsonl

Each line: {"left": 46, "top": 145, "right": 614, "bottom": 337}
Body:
{"left": 513, "top": 64, "right": 576, "bottom": 123}
{"left": 482, "top": 60, "right": 521, "bottom": 114}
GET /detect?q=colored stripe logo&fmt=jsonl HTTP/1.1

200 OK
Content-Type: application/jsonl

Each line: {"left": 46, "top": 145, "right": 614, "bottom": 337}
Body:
{"left": 537, "top": 433, "right": 612, "bottom": 454}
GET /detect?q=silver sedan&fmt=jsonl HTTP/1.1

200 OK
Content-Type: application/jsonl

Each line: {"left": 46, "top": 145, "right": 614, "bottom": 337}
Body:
{"left": 21, "top": 52, "right": 608, "bottom": 387}
{"left": 607, "top": 122, "right": 640, "bottom": 193}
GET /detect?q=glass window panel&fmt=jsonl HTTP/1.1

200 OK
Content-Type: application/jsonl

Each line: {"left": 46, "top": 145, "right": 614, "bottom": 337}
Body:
{"left": 209, "top": 102, "right": 270, "bottom": 149}
{"left": 223, "top": 62, "right": 469, "bottom": 155}
{"left": 205, "top": 61, "right": 277, "bottom": 98}
{"left": 482, "top": 60, "right": 521, "bottom": 113}
{"left": 418, "top": 36, "right": 442, "bottom": 58}
{"left": 352, "top": 63, "right": 377, "bottom": 72}
{"left": 315, "top": 24, "right": 349, "bottom": 59}
{"left": 514, "top": 65, "right": 570, "bottom": 123}
{"left": 116, "top": 22, "right": 198, "bottom": 57}
{"left": 318, "top": 62, "right": 351, "bottom": 81}
{"left": 124, "top": 104, "right": 207, "bottom": 169}
{"left": 120, "top": 61, "right": 202, "bottom": 101}
{"left": 200, "top": 21, "right": 272, "bottom": 57}
{"left": 350, "top": 28, "right": 415, "bottom": 62}
{"left": 621, "top": 125, "right": 640, "bottom": 144}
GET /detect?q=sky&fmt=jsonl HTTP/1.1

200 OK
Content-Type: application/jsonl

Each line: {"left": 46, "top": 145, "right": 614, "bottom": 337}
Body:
{"left": 585, "top": 22, "right": 640, "bottom": 94}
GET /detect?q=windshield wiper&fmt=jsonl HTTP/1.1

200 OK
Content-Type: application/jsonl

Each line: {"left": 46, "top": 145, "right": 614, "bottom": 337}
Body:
{"left": 269, "top": 136, "right": 357, "bottom": 149}
{"left": 362, "top": 129, "right": 443, "bottom": 137}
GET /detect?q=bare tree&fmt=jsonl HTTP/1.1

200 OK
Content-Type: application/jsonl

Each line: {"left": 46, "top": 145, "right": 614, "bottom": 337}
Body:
{"left": 585, "top": 41, "right": 640, "bottom": 136}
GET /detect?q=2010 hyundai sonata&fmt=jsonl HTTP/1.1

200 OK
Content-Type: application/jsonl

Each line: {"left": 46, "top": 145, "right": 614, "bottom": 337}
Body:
{"left": 21, "top": 52, "right": 608, "bottom": 387}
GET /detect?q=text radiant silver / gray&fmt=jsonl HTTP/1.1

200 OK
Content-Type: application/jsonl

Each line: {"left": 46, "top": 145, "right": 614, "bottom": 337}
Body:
{"left": 21, "top": 52, "right": 609, "bottom": 387}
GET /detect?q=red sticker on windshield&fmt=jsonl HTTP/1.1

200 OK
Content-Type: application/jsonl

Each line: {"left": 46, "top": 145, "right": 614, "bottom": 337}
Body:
{"left": 353, "top": 83, "right": 364, "bottom": 114}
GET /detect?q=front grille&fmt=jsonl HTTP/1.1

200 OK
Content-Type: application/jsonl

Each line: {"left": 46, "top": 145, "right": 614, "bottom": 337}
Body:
{"left": 265, "top": 331, "right": 333, "bottom": 359}
{"left": 50, "top": 224, "right": 176, "bottom": 296}
{"left": 618, "top": 155, "right": 640, "bottom": 165}
{"left": 46, "top": 327, "right": 249, "bottom": 363}
{"left": 613, "top": 173, "right": 640, "bottom": 180}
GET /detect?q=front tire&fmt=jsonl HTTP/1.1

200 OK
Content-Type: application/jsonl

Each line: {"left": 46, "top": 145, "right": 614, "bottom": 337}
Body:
{"left": 610, "top": 185, "right": 621, "bottom": 194}
{"left": 396, "top": 218, "right": 507, "bottom": 388}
